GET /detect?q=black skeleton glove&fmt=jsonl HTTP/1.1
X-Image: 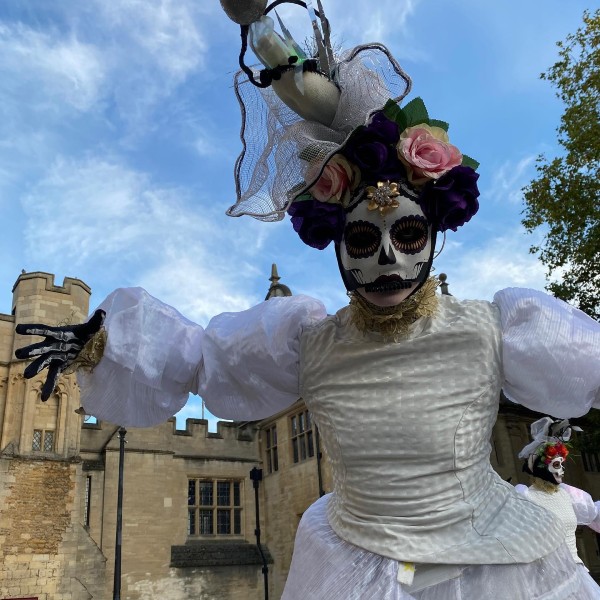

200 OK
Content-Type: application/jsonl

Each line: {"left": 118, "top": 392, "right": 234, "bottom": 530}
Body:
{"left": 15, "top": 309, "right": 106, "bottom": 401}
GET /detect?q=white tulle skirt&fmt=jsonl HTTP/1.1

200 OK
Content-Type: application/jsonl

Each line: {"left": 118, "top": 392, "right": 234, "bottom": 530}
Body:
{"left": 282, "top": 494, "right": 600, "bottom": 600}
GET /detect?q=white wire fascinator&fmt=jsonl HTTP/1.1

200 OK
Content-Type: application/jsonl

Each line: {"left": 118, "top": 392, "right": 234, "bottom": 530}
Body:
{"left": 220, "top": 0, "right": 481, "bottom": 248}
{"left": 518, "top": 417, "right": 582, "bottom": 459}
{"left": 518, "top": 416, "right": 581, "bottom": 483}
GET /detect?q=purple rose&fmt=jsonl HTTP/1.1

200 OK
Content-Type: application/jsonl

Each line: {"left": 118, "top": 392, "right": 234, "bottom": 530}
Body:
{"left": 368, "top": 111, "right": 401, "bottom": 144}
{"left": 419, "top": 166, "right": 480, "bottom": 232}
{"left": 288, "top": 199, "right": 345, "bottom": 250}
{"left": 342, "top": 112, "right": 404, "bottom": 180}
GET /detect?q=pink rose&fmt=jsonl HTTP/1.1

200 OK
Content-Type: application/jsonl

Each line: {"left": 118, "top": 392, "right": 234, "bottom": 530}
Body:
{"left": 397, "top": 124, "right": 462, "bottom": 185}
{"left": 308, "top": 155, "right": 361, "bottom": 205}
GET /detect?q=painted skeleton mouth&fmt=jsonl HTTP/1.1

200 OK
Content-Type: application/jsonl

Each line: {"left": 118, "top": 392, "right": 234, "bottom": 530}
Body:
{"left": 364, "top": 275, "right": 412, "bottom": 293}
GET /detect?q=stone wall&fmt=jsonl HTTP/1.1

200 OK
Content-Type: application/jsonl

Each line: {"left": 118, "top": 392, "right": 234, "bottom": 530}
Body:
{"left": 0, "top": 457, "right": 106, "bottom": 600}
{"left": 80, "top": 418, "right": 267, "bottom": 600}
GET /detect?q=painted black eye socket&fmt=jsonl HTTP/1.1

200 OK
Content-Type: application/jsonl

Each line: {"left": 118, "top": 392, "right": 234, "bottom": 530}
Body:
{"left": 390, "top": 215, "right": 429, "bottom": 255}
{"left": 344, "top": 220, "right": 382, "bottom": 259}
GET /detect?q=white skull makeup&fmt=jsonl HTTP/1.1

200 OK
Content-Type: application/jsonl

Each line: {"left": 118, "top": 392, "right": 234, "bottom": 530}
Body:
{"left": 337, "top": 189, "right": 435, "bottom": 304}
{"left": 548, "top": 456, "right": 565, "bottom": 483}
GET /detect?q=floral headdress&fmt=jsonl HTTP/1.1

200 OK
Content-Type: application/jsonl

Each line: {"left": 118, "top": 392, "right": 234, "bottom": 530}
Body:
{"left": 518, "top": 417, "right": 580, "bottom": 483}
{"left": 220, "top": 0, "right": 480, "bottom": 249}
{"left": 534, "top": 439, "right": 570, "bottom": 465}
{"left": 288, "top": 98, "right": 480, "bottom": 249}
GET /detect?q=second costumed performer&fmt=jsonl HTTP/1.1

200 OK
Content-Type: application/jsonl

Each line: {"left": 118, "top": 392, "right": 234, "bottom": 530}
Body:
{"left": 515, "top": 417, "right": 600, "bottom": 597}
{"left": 15, "top": 1, "right": 600, "bottom": 598}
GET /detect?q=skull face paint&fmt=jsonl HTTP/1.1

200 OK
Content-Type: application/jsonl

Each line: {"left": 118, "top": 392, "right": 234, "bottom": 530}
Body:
{"left": 547, "top": 456, "right": 565, "bottom": 483}
{"left": 337, "top": 191, "right": 435, "bottom": 305}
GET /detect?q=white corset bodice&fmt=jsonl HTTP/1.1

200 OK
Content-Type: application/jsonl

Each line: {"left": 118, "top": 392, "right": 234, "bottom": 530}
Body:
{"left": 299, "top": 294, "right": 563, "bottom": 564}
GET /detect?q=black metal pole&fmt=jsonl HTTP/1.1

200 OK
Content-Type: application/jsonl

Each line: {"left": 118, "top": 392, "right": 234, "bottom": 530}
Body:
{"left": 315, "top": 426, "right": 325, "bottom": 497}
{"left": 113, "top": 426, "right": 127, "bottom": 600}
{"left": 249, "top": 467, "right": 268, "bottom": 600}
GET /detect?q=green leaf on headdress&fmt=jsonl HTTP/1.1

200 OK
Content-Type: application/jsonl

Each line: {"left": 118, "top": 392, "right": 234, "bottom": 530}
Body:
{"left": 383, "top": 99, "right": 406, "bottom": 130}
{"left": 293, "top": 192, "right": 314, "bottom": 202}
{"left": 402, "top": 97, "right": 430, "bottom": 128}
{"left": 429, "top": 119, "right": 449, "bottom": 132}
{"left": 461, "top": 154, "right": 480, "bottom": 171}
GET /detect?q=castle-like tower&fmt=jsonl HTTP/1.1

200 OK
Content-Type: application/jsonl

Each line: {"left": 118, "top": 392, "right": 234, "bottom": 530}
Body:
{"left": 0, "top": 271, "right": 106, "bottom": 599}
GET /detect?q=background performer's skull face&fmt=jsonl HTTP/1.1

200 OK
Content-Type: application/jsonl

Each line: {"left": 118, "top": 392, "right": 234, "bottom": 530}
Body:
{"left": 547, "top": 456, "right": 565, "bottom": 483}
{"left": 337, "top": 193, "right": 435, "bottom": 306}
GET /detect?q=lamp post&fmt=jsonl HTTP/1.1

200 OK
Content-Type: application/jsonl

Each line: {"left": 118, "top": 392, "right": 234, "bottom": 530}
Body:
{"left": 113, "top": 426, "right": 127, "bottom": 600}
{"left": 249, "top": 467, "right": 268, "bottom": 600}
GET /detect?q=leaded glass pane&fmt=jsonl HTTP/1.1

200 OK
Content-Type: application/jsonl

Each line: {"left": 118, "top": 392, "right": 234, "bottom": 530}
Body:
{"left": 199, "top": 481, "right": 213, "bottom": 506}
{"left": 234, "top": 509, "right": 241, "bottom": 535}
{"left": 188, "top": 509, "right": 196, "bottom": 535}
{"left": 266, "top": 428, "right": 271, "bottom": 448}
{"left": 217, "top": 509, "right": 231, "bottom": 534}
{"left": 188, "top": 480, "right": 196, "bottom": 506}
{"left": 273, "top": 447, "right": 279, "bottom": 471}
{"left": 307, "top": 430, "right": 314, "bottom": 457}
{"left": 84, "top": 476, "right": 91, "bottom": 527}
{"left": 272, "top": 426, "right": 277, "bottom": 445}
{"left": 43, "top": 430, "right": 54, "bottom": 452}
{"left": 233, "top": 482, "right": 240, "bottom": 507}
{"left": 306, "top": 411, "right": 312, "bottom": 429}
{"left": 292, "top": 438, "right": 299, "bottom": 463}
{"left": 300, "top": 436, "right": 307, "bottom": 461}
{"left": 32, "top": 430, "right": 42, "bottom": 451}
{"left": 217, "top": 481, "right": 230, "bottom": 506}
{"left": 199, "top": 509, "right": 213, "bottom": 534}
{"left": 299, "top": 412, "right": 305, "bottom": 433}
{"left": 291, "top": 416, "right": 297, "bottom": 436}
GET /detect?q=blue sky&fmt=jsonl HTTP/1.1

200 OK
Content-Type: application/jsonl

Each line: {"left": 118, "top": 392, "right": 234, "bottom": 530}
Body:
{"left": 0, "top": 0, "right": 593, "bottom": 429}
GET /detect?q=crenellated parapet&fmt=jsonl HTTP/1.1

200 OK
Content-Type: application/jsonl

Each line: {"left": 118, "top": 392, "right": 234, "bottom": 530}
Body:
{"left": 0, "top": 271, "right": 90, "bottom": 460}
{"left": 80, "top": 416, "right": 260, "bottom": 464}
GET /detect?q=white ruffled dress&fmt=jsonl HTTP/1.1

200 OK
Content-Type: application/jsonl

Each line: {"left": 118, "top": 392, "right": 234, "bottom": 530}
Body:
{"left": 78, "top": 287, "right": 600, "bottom": 599}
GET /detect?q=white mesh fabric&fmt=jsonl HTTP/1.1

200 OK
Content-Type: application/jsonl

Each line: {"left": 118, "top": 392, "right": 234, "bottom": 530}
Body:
{"left": 227, "top": 44, "right": 411, "bottom": 221}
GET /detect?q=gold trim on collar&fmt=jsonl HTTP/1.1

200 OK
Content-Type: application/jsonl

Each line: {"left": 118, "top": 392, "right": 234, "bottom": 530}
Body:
{"left": 348, "top": 276, "right": 439, "bottom": 342}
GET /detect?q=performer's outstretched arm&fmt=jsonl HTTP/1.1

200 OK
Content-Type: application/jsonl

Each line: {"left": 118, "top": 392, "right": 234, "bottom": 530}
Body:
{"left": 14, "top": 286, "right": 327, "bottom": 428}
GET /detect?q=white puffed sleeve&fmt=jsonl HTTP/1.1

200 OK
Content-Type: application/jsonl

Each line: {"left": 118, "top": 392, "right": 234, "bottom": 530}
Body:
{"left": 197, "top": 294, "right": 327, "bottom": 420}
{"left": 78, "top": 288, "right": 327, "bottom": 427}
{"left": 494, "top": 288, "right": 600, "bottom": 418}
{"left": 561, "top": 484, "right": 600, "bottom": 532}
{"left": 78, "top": 287, "right": 205, "bottom": 427}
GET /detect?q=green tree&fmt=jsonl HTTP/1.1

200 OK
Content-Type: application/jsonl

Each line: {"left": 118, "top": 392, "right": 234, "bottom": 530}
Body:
{"left": 522, "top": 9, "right": 600, "bottom": 320}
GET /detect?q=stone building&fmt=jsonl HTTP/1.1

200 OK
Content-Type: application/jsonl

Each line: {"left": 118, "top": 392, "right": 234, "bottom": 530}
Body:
{"left": 0, "top": 272, "right": 106, "bottom": 600}
{"left": 1, "top": 269, "right": 600, "bottom": 600}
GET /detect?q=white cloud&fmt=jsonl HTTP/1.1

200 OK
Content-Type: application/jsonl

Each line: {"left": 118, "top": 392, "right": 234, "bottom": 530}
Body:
{"left": 488, "top": 155, "right": 537, "bottom": 205}
{"left": 0, "top": 23, "right": 106, "bottom": 112}
{"left": 20, "top": 155, "right": 271, "bottom": 324}
{"left": 92, "top": 0, "right": 207, "bottom": 83}
{"left": 438, "top": 227, "right": 548, "bottom": 301}
{"left": 325, "top": 0, "right": 420, "bottom": 45}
